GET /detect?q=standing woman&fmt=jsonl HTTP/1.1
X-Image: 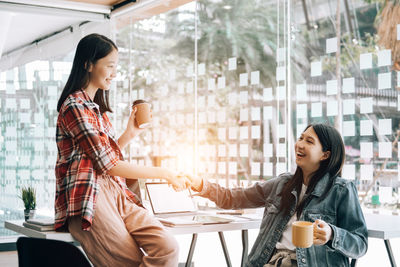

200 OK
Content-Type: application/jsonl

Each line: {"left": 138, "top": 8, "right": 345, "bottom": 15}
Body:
{"left": 55, "top": 33, "right": 183, "bottom": 267}
{"left": 188, "top": 123, "right": 368, "bottom": 267}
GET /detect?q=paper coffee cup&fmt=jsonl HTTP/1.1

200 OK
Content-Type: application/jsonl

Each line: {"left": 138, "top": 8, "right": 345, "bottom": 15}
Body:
{"left": 292, "top": 221, "right": 313, "bottom": 248}
{"left": 132, "top": 100, "right": 152, "bottom": 129}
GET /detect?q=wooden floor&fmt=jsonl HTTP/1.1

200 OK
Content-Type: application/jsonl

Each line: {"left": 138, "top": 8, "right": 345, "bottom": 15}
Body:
{"left": 0, "top": 251, "right": 17, "bottom": 267}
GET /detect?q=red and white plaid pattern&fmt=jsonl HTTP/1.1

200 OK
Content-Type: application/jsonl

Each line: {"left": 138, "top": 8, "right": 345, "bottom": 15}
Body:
{"left": 55, "top": 89, "right": 141, "bottom": 231}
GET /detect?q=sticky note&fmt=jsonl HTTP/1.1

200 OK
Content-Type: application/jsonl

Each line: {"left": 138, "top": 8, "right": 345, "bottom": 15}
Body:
{"left": 360, "top": 165, "right": 373, "bottom": 181}
{"left": 360, "top": 120, "right": 373, "bottom": 136}
{"left": 327, "top": 100, "right": 338, "bottom": 116}
{"left": 229, "top": 144, "right": 237, "bottom": 157}
{"left": 342, "top": 77, "right": 355, "bottom": 93}
{"left": 208, "top": 78, "right": 215, "bottom": 91}
{"left": 218, "top": 77, "right": 226, "bottom": 89}
{"left": 278, "top": 143, "right": 286, "bottom": 157}
{"left": 360, "top": 97, "right": 373, "bottom": 114}
{"left": 342, "top": 164, "right": 355, "bottom": 180}
{"left": 217, "top": 110, "right": 226, "bottom": 123}
{"left": 276, "top": 67, "right": 285, "bottom": 81}
{"left": 378, "top": 49, "right": 391, "bottom": 67}
{"left": 251, "top": 125, "right": 261, "bottom": 139}
{"left": 240, "top": 73, "right": 248, "bottom": 87}
{"left": 263, "top": 88, "right": 273, "bottom": 101}
{"left": 297, "top": 104, "right": 307, "bottom": 119}
{"left": 311, "top": 102, "right": 322, "bottom": 117}
{"left": 326, "top": 37, "right": 337, "bottom": 53}
{"left": 240, "top": 144, "right": 248, "bottom": 157}
{"left": 229, "top": 127, "right": 237, "bottom": 140}
{"left": 277, "top": 48, "right": 285, "bottom": 62}
{"left": 239, "top": 91, "right": 248, "bottom": 104}
{"left": 360, "top": 53, "right": 372, "bottom": 69}
{"left": 343, "top": 121, "right": 355, "bottom": 136}
{"left": 229, "top": 162, "right": 237, "bottom": 175}
{"left": 251, "top": 71, "right": 260, "bottom": 85}
{"left": 228, "top": 92, "right": 236, "bottom": 105}
{"left": 360, "top": 142, "right": 373, "bottom": 159}
{"left": 264, "top": 106, "right": 273, "bottom": 120}
{"left": 240, "top": 109, "right": 249, "bottom": 121}
{"left": 378, "top": 72, "right": 391, "bottom": 89}
{"left": 379, "top": 119, "right": 392, "bottom": 135}
{"left": 278, "top": 124, "right": 286, "bottom": 138}
{"left": 277, "top": 86, "right": 286, "bottom": 100}
{"left": 240, "top": 126, "right": 248, "bottom": 140}
{"left": 251, "top": 107, "right": 261, "bottom": 121}
{"left": 379, "top": 142, "right": 392, "bottom": 158}
{"left": 326, "top": 80, "right": 337, "bottom": 95}
{"left": 218, "top": 162, "right": 226, "bottom": 175}
{"left": 218, "top": 145, "right": 226, "bottom": 157}
{"left": 198, "top": 63, "right": 205, "bottom": 76}
{"left": 228, "top": 57, "right": 237, "bottom": 70}
{"left": 343, "top": 99, "right": 355, "bottom": 115}
{"left": 296, "top": 83, "right": 307, "bottom": 100}
{"left": 207, "top": 111, "right": 216, "bottom": 123}
{"left": 263, "top": 162, "right": 273, "bottom": 176}
{"left": 251, "top": 162, "right": 261, "bottom": 176}
{"left": 264, "top": 143, "right": 273, "bottom": 157}
{"left": 311, "top": 61, "right": 322, "bottom": 77}
{"left": 218, "top": 128, "right": 226, "bottom": 140}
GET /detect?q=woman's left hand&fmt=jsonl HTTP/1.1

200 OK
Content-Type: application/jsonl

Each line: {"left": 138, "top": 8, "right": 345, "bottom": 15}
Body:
{"left": 126, "top": 107, "right": 150, "bottom": 138}
{"left": 313, "top": 219, "right": 333, "bottom": 246}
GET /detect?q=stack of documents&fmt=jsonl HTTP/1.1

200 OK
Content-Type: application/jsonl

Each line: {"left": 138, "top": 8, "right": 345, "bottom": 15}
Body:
{"left": 23, "top": 218, "right": 54, "bottom": 231}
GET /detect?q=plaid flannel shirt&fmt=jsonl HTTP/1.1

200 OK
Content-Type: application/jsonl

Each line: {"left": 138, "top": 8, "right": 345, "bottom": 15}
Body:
{"left": 55, "top": 89, "right": 141, "bottom": 231}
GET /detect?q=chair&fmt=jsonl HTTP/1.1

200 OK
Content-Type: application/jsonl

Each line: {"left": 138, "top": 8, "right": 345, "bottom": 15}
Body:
{"left": 16, "top": 237, "right": 92, "bottom": 267}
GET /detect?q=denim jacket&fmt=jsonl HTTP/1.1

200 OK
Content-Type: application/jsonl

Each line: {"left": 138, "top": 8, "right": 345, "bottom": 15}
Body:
{"left": 198, "top": 173, "right": 368, "bottom": 267}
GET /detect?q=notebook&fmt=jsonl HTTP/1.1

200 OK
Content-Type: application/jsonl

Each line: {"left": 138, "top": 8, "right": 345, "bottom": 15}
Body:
{"left": 145, "top": 182, "right": 233, "bottom": 226}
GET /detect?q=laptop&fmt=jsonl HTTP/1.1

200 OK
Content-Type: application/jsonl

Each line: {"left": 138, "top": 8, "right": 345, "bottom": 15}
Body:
{"left": 145, "top": 182, "right": 233, "bottom": 226}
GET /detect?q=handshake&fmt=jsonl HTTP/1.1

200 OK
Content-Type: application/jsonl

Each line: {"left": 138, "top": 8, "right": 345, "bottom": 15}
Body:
{"left": 166, "top": 173, "right": 203, "bottom": 192}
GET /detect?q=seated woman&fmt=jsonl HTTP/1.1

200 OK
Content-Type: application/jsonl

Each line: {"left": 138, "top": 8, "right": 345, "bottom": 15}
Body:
{"left": 188, "top": 123, "right": 368, "bottom": 267}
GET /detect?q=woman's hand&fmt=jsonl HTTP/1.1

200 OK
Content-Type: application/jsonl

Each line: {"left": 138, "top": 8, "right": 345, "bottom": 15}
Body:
{"left": 164, "top": 170, "right": 190, "bottom": 191}
{"left": 313, "top": 219, "right": 333, "bottom": 246}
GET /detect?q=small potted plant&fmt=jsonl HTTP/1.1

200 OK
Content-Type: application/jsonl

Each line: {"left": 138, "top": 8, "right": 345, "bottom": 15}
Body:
{"left": 20, "top": 186, "right": 36, "bottom": 221}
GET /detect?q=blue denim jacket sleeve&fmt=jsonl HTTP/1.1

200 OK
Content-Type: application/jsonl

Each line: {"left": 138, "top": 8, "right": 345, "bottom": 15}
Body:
{"left": 326, "top": 181, "right": 368, "bottom": 259}
{"left": 197, "top": 176, "right": 281, "bottom": 209}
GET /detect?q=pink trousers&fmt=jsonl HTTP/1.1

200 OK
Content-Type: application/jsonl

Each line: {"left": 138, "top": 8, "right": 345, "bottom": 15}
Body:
{"left": 68, "top": 178, "right": 179, "bottom": 267}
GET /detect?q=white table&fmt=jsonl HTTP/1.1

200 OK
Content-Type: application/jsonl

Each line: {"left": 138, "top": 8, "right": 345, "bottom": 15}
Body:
{"left": 5, "top": 219, "right": 262, "bottom": 267}
{"left": 361, "top": 213, "right": 400, "bottom": 267}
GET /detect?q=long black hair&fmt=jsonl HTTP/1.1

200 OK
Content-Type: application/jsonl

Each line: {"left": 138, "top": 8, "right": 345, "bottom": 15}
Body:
{"left": 57, "top": 33, "right": 117, "bottom": 114}
{"left": 280, "top": 123, "right": 345, "bottom": 217}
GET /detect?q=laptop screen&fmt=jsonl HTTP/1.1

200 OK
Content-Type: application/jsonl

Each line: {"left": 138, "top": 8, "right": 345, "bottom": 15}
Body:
{"left": 145, "top": 182, "right": 197, "bottom": 214}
